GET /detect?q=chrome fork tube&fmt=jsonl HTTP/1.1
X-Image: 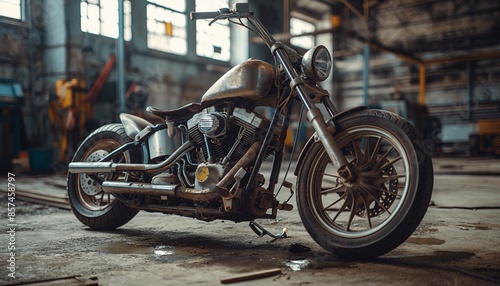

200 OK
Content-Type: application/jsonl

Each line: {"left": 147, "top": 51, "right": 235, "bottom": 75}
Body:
{"left": 273, "top": 49, "right": 349, "bottom": 171}
{"left": 248, "top": 15, "right": 351, "bottom": 175}
{"left": 321, "top": 96, "right": 338, "bottom": 118}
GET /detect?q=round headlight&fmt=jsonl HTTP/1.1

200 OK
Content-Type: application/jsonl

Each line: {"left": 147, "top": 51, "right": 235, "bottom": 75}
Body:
{"left": 301, "top": 45, "right": 332, "bottom": 82}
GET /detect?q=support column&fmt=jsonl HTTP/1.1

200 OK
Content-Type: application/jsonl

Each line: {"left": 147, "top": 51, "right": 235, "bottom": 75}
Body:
{"left": 117, "top": 0, "right": 126, "bottom": 116}
{"left": 467, "top": 61, "right": 473, "bottom": 121}
{"left": 419, "top": 63, "right": 426, "bottom": 105}
{"left": 362, "top": 45, "right": 370, "bottom": 106}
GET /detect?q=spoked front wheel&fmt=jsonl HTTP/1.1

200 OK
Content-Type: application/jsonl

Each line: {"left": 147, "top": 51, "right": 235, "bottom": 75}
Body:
{"left": 296, "top": 110, "right": 433, "bottom": 259}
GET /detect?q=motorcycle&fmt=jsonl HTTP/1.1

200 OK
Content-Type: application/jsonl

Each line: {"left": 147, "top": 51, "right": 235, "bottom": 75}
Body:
{"left": 67, "top": 3, "right": 433, "bottom": 259}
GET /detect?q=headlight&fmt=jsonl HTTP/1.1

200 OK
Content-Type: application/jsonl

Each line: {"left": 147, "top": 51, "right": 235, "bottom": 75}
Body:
{"left": 301, "top": 45, "right": 332, "bottom": 82}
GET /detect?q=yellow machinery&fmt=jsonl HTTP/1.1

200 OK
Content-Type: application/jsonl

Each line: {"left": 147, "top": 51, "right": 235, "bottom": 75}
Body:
{"left": 49, "top": 78, "right": 90, "bottom": 162}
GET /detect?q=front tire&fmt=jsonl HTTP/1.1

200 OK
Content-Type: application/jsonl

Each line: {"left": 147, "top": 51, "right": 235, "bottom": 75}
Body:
{"left": 296, "top": 109, "right": 433, "bottom": 259}
{"left": 67, "top": 124, "right": 140, "bottom": 230}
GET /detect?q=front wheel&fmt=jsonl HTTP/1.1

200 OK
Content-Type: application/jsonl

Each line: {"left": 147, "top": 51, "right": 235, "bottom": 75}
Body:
{"left": 296, "top": 109, "right": 433, "bottom": 259}
{"left": 67, "top": 123, "right": 140, "bottom": 230}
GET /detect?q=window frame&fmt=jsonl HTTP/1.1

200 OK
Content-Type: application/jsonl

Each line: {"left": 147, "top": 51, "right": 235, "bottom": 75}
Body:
{"left": 0, "top": 0, "right": 24, "bottom": 22}
{"left": 194, "top": 0, "right": 231, "bottom": 62}
{"left": 290, "top": 16, "right": 316, "bottom": 50}
{"left": 80, "top": 0, "right": 132, "bottom": 41}
{"left": 146, "top": 0, "right": 188, "bottom": 55}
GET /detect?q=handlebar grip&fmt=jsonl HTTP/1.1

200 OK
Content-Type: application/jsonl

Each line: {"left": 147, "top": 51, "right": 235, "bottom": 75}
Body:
{"left": 190, "top": 11, "right": 220, "bottom": 20}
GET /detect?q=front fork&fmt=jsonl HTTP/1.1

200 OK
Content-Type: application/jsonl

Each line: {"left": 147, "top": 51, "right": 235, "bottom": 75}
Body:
{"left": 303, "top": 99, "right": 354, "bottom": 181}
{"left": 247, "top": 16, "right": 354, "bottom": 181}
{"left": 272, "top": 46, "right": 354, "bottom": 182}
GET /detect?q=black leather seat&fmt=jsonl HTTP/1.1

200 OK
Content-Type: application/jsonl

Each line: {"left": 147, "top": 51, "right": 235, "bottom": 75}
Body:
{"left": 146, "top": 103, "right": 203, "bottom": 120}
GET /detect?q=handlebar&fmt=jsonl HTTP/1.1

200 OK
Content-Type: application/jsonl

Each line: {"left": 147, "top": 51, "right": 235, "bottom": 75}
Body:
{"left": 190, "top": 3, "right": 252, "bottom": 22}
{"left": 190, "top": 11, "right": 222, "bottom": 20}
{"left": 190, "top": 3, "right": 275, "bottom": 49}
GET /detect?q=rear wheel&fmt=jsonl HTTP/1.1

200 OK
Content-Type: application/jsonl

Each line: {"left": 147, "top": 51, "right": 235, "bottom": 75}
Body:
{"left": 67, "top": 124, "right": 140, "bottom": 230}
{"left": 296, "top": 109, "right": 433, "bottom": 259}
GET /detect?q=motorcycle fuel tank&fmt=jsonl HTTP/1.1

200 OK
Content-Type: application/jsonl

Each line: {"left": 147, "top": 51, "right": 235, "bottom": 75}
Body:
{"left": 201, "top": 59, "right": 276, "bottom": 105}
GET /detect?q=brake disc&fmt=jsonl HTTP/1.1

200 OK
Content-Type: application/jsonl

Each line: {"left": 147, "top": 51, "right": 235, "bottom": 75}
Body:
{"left": 79, "top": 150, "right": 109, "bottom": 196}
{"left": 355, "top": 162, "right": 398, "bottom": 218}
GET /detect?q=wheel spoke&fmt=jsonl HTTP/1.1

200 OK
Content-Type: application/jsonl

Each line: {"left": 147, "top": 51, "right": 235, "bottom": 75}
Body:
{"left": 360, "top": 195, "right": 373, "bottom": 228}
{"left": 331, "top": 193, "right": 350, "bottom": 223}
{"left": 321, "top": 185, "right": 346, "bottom": 195}
{"left": 378, "top": 155, "right": 403, "bottom": 171}
{"left": 369, "top": 174, "right": 406, "bottom": 187}
{"left": 381, "top": 174, "right": 406, "bottom": 181}
{"left": 367, "top": 136, "right": 383, "bottom": 165}
{"left": 362, "top": 138, "right": 371, "bottom": 164}
{"left": 98, "top": 192, "right": 104, "bottom": 206}
{"left": 350, "top": 139, "right": 364, "bottom": 164}
{"left": 320, "top": 172, "right": 341, "bottom": 179}
{"left": 346, "top": 194, "right": 357, "bottom": 231}
{"left": 375, "top": 146, "right": 395, "bottom": 168}
{"left": 323, "top": 193, "right": 347, "bottom": 212}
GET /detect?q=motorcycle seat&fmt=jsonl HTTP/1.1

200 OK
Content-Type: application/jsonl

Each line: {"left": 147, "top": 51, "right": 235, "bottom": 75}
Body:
{"left": 146, "top": 103, "right": 203, "bottom": 120}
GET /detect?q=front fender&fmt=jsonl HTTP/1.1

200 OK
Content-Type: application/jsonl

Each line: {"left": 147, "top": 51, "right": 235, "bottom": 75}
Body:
{"left": 294, "top": 106, "right": 368, "bottom": 175}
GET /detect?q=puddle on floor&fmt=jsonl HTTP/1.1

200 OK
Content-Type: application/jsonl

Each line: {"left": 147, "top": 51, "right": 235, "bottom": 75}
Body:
{"left": 153, "top": 245, "right": 175, "bottom": 259}
{"left": 404, "top": 251, "right": 476, "bottom": 263}
{"left": 285, "top": 259, "right": 311, "bottom": 271}
{"left": 457, "top": 224, "right": 491, "bottom": 230}
{"left": 384, "top": 251, "right": 476, "bottom": 265}
{"left": 101, "top": 241, "right": 147, "bottom": 254}
{"left": 406, "top": 237, "right": 445, "bottom": 245}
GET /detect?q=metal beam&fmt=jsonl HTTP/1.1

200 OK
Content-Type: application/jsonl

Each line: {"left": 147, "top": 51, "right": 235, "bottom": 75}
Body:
{"left": 363, "top": 45, "right": 370, "bottom": 105}
{"left": 424, "top": 51, "right": 500, "bottom": 65}
{"left": 467, "top": 61, "right": 473, "bottom": 121}
{"left": 117, "top": 0, "right": 126, "bottom": 116}
{"left": 419, "top": 64, "right": 426, "bottom": 105}
{"left": 339, "top": 0, "right": 366, "bottom": 22}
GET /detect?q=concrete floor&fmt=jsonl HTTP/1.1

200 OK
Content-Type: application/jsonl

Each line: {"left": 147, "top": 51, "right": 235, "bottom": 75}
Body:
{"left": 0, "top": 156, "right": 499, "bottom": 285}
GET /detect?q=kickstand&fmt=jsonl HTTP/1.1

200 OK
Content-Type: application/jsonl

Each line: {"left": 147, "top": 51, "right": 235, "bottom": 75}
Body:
{"left": 249, "top": 220, "right": 288, "bottom": 239}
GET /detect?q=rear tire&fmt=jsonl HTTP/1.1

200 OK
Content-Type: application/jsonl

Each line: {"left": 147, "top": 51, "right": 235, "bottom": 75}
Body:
{"left": 67, "top": 124, "right": 140, "bottom": 230}
{"left": 296, "top": 109, "right": 433, "bottom": 259}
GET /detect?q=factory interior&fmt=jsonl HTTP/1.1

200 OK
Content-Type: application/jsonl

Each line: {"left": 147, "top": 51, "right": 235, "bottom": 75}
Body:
{"left": 0, "top": 0, "right": 499, "bottom": 285}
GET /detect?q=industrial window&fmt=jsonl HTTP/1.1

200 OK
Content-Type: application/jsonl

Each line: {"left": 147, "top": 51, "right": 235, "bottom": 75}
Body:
{"left": 290, "top": 17, "right": 315, "bottom": 49}
{"left": 80, "top": 0, "right": 132, "bottom": 41}
{"left": 147, "top": 0, "right": 187, "bottom": 55}
{"left": 0, "top": 0, "right": 22, "bottom": 20}
{"left": 195, "top": 0, "right": 230, "bottom": 61}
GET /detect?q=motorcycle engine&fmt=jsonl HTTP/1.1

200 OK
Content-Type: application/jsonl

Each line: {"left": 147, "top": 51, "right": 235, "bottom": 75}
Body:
{"left": 186, "top": 107, "right": 271, "bottom": 190}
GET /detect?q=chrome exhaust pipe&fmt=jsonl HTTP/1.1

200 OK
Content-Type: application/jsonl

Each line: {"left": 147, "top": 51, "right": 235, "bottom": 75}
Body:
{"left": 102, "top": 181, "right": 178, "bottom": 196}
{"left": 69, "top": 141, "right": 194, "bottom": 174}
{"left": 100, "top": 141, "right": 263, "bottom": 202}
{"left": 101, "top": 181, "right": 220, "bottom": 201}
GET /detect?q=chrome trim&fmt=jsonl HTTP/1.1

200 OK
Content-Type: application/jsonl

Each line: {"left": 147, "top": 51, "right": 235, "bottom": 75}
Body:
{"left": 68, "top": 141, "right": 194, "bottom": 174}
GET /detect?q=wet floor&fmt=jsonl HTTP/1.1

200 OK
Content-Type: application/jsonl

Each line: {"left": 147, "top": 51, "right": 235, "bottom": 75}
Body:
{"left": 1, "top": 157, "right": 500, "bottom": 285}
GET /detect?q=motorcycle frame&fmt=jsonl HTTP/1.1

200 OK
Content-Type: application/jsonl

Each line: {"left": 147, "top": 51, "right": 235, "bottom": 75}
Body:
{"left": 241, "top": 14, "right": 354, "bottom": 198}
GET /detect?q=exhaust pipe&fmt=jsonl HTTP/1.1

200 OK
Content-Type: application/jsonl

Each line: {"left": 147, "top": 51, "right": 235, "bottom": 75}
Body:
{"left": 69, "top": 141, "right": 194, "bottom": 174}
{"left": 101, "top": 141, "right": 262, "bottom": 202}
{"left": 101, "top": 181, "right": 220, "bottom": 201}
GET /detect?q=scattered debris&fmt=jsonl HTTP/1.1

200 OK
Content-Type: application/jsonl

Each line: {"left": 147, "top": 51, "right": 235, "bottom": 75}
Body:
{"left": 7, "top": 275, "right": 98, "bottom": 286}
{"left": 220, "top": 268, "right": 282, "bottom": 284}
{"left": 285, "top": 259, "right": 311, "bottom": 271}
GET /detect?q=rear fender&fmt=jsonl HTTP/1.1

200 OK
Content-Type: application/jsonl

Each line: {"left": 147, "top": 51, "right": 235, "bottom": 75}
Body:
{"left": 119, "top": 113, "right": 153, "bottom": 140}
{"left": 294, "top": 106, "right": 368, "bottom": 175}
